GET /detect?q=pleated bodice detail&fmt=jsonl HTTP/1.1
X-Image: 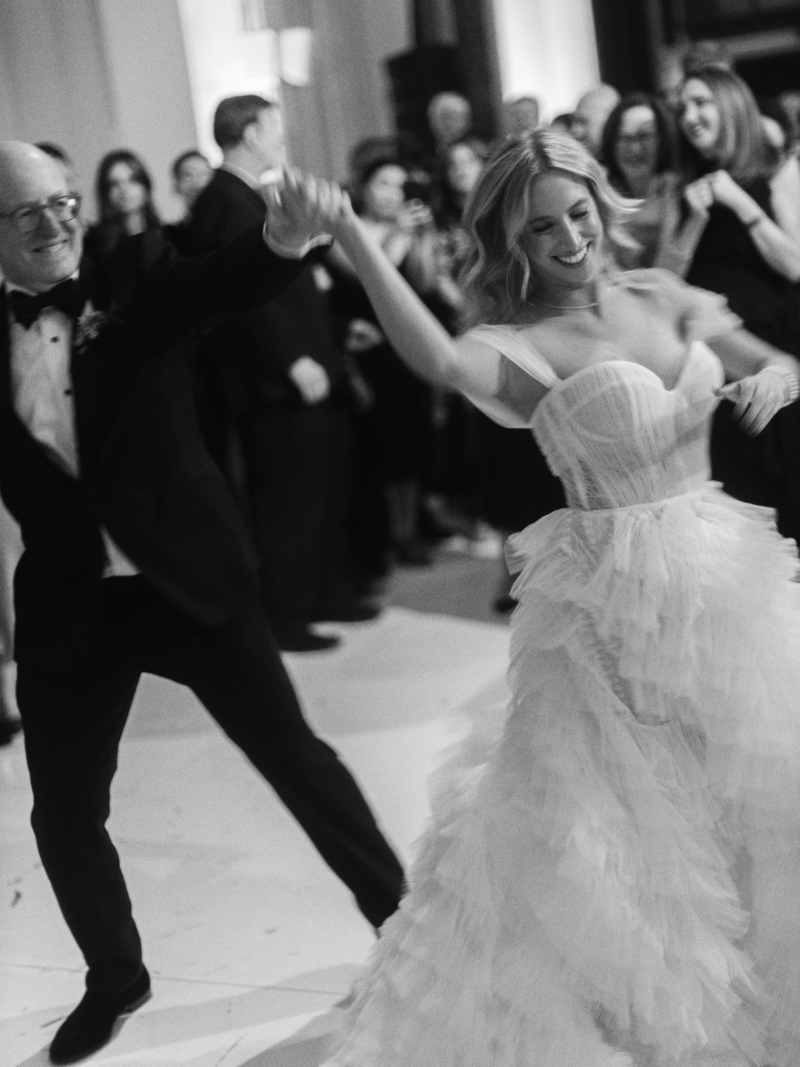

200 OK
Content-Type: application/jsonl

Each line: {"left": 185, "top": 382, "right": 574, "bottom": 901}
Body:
{"left": 531, "top": 342, "right": 723, "bottom": 510}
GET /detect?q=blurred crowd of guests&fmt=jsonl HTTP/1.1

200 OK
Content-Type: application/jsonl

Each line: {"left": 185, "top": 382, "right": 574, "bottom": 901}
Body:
{"left": 2, "top": 45, "right": 800, "bottom": 741}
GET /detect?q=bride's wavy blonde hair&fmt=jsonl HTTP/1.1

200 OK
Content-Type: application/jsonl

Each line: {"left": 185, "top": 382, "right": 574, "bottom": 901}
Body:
{"left": 460, "top": 128, "right": 638, "bottom": 327}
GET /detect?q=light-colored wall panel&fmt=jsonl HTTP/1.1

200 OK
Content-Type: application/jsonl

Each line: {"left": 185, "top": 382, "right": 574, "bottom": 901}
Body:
{"left": 0, "top": 0, "right": 197, "bottom": 221}
{"left": 492, "top": 0, "right": 600, "bottom": 120}
{"left": 178, "top": 0, "right": 410, "bottom": 182}
{"left": 95, "top": 0, "right": 198, "bottom": 218}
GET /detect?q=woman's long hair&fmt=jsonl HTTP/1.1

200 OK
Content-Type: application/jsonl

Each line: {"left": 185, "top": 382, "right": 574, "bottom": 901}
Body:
{"left": 601, "top": 92, "right": 679, "bottom": 195}
{"left": 93, "top": 149, "right": 161, "bottom": 256}
{"left": 459, "top": 128, "right": 636, "bottom": 327}
{"left": 435, "top": 137, "right": 489, "bottom": 229}
{"left": 679, "top": 65, "right": 769, "bottom": 184}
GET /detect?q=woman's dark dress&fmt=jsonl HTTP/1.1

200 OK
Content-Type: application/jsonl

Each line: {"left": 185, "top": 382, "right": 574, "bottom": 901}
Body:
{"left": 685, "top": 177, "right": 800, "bottom": 544}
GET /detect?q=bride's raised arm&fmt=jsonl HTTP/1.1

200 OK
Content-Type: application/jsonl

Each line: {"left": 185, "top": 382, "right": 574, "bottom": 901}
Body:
{"left": 278, "top": 169, "right": 504, "bottom": 406}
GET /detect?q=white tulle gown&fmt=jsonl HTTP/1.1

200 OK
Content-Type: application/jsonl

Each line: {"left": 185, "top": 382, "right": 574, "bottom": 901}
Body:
{"left": 323, "top": 276, "right": 800, "bottom": 1067}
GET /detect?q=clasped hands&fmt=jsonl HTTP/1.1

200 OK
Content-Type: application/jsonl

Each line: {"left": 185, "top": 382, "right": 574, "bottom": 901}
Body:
{"left": 263, "top": 167, "right": 352, "bottom": 250}
{"left": 683, "top": 170, "right": 758, "bottom": 223}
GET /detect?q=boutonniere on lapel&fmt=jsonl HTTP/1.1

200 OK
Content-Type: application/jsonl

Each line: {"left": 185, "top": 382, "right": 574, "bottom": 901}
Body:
{"left": 74, "top": 300, "right": 119, "bottom": 354}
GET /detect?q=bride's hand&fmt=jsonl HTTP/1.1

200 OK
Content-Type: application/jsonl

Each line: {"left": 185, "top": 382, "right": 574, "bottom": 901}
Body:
{"left": 715, "top": 367, "right": 795, "bottom": 435}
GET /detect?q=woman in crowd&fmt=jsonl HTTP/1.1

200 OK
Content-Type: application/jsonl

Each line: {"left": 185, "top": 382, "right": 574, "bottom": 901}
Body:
{"left": 85, "top": 148, "right": 161, "bottom": 258}
{"left": 163, "top": 148, "right": 212, "bottom": 254}
{"left": 677, "top": 65, "right": 800, "bottom": 543}
{"left": 326, "top": 156, "right": 438, "bottom": 567}
{"left": 601, "top": 91, "right": 708, "bottom": 273}
{"left": 303, "top": 127, "right": 800, "bottom": 1065}
{"left": 425, "top": 138, "right": 489, "bottom": 541}
{"left": 434, "top": 139, "right": 487, "bottom": 245}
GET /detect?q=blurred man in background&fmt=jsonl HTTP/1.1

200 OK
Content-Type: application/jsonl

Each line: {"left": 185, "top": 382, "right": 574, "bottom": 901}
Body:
{"left": 571, "top": 83, "right": 621, "bottom": 158}
{"left": 503, "top": 95, "right": 540, "bottom": 137}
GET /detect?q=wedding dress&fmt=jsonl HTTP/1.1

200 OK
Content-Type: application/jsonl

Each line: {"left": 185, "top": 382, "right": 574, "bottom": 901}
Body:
{"left": 324, "top": 277, "right": 800, "bottom": 1066}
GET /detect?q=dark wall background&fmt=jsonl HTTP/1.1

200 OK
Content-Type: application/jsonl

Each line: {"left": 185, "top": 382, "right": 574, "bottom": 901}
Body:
{"left": 592, "top": 0, "right": 800, "bottom": 95}
{"left": 385, "top": 0, "right": 502, "bottom": 159}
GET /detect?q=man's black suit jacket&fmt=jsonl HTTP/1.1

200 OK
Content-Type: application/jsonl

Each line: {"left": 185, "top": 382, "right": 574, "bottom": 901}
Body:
{"left": 0, "top": 224, "right": 304, "bottom": 669}
{"left": 188, "top": 167, "right": 344, "bottom": 410}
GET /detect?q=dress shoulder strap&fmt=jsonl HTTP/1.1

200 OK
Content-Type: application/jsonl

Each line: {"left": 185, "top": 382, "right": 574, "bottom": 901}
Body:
{"left": 465, "top": 324, "right": 559, "bottom": 388}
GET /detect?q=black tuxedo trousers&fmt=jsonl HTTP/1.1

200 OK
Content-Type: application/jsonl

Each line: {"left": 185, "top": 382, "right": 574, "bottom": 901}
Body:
{"left": 19, "top": 575, "right": 403, "bottom": 992}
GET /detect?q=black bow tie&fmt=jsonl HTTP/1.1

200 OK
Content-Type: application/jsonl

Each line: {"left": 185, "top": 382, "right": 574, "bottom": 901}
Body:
{"left": 9, "top": 279, "right": 83, "bottom": 329}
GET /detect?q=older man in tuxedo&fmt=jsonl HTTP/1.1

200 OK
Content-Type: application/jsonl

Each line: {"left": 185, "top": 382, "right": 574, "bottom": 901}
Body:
{"left": 0, "top": 142, "right": 403, "bottom": 1064}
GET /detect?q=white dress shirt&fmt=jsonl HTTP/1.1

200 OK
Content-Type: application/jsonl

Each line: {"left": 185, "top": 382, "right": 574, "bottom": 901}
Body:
{"left": 7, "top": 288, "right": 139, "bottom": 577}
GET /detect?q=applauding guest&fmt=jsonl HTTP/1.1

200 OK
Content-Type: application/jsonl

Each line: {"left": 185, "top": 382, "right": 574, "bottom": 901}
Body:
{"left": 677, "top": 65, "right": 800, "bottom": 544}
{"left": 602, "top": 92, "right": 708, "bottom": 273}
{"left": 84, "top": 149, "right": 161, "bottom": 259}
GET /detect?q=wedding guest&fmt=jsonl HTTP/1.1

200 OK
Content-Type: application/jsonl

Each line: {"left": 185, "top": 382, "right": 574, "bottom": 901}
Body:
{"left": 187, "top": 95, "right": 376, "bottom": 651}
{"left": 431, "top": 138, "right": 488, "bottom": 299}
{"left": 327, "top": 155, "right": 438, "bottom": 566}
{"left": 503, "top": 95, "right": 540, "bottom": 137}
{"left": 0, "top": 141, "right": 403, "bottom": 1063}
{"left": 163, "top": 149, "right": 212, "bottom": 254}
{"left": 427, "top": 92, "right": 474, "bottom": 160}
{"left": 84, "top": 149, "right": 161, "bottom": 259}
{"left": 571, "top": 83, "right": 620, "bottom": 159}
{"left": 677, "top": 64, "right": 800, "bottom": 543}
{"left": 426, "top": 139, "right": 488, "bottom": 537}
{"left": 601, "top": 92, "right": 708, "bottom": 272}
{"left": 172, "top": 149, "right": 212, "bottom": 212}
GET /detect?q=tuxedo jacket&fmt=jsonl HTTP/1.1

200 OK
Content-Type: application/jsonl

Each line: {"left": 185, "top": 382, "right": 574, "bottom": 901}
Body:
{"left": 0, "top": 224, "right": 304, "bottom": 668}
{"left": 188, "top": 167, "right": 344, "bottom": 411}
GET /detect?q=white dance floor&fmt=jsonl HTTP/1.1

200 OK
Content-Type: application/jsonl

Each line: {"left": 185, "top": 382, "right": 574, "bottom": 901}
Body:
{"left": 0, "top": 607, "right": 509, "bottom": 1067}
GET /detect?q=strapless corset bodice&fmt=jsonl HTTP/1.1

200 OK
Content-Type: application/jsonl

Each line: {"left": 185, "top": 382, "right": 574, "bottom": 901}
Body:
{"left": 531, "top": 342, "right": 723, "bottom": 510}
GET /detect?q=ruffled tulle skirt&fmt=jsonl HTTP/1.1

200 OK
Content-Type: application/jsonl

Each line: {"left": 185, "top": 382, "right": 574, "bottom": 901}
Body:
{"left": 323, "top": 485, "right": 800, "bottom": 1067}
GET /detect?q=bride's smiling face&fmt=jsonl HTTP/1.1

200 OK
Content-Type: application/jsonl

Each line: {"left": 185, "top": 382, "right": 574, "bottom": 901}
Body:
{"left": 520, "top": 172, "right": 604, "bottom": 295}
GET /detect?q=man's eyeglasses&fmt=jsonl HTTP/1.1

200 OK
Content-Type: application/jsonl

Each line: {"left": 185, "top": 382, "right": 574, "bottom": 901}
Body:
{"left": 0, "top": 193, "right": 82, "bottom": 235}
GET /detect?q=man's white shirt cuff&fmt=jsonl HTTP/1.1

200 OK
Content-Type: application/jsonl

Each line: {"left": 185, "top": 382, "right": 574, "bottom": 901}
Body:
{"left": 263, "top": 225, "right": 332, "bottom": 259}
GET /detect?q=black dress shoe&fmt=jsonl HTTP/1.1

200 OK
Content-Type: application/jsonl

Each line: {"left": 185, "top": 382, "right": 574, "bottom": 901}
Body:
{"left": 310, "top": 601, "right": 381, "bottom": 624}
{"left": 275, "top": 628, "right": 341, "bottom": 653}
{"left": 0, "top": 715, "right": 22, "bottom": 746}
{"left": 50, "top": 967, "right": 151, "bottom": 1064}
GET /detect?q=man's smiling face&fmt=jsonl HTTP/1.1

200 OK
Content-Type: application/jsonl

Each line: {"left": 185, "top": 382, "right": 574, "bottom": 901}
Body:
{"left": 0, "top": 142, "right": 82, "bottom": 293}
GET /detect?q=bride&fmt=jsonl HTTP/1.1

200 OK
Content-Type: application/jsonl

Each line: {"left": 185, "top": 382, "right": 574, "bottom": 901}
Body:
{"left": 292, "top": 128, "right": 800, "bottom": 1066}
